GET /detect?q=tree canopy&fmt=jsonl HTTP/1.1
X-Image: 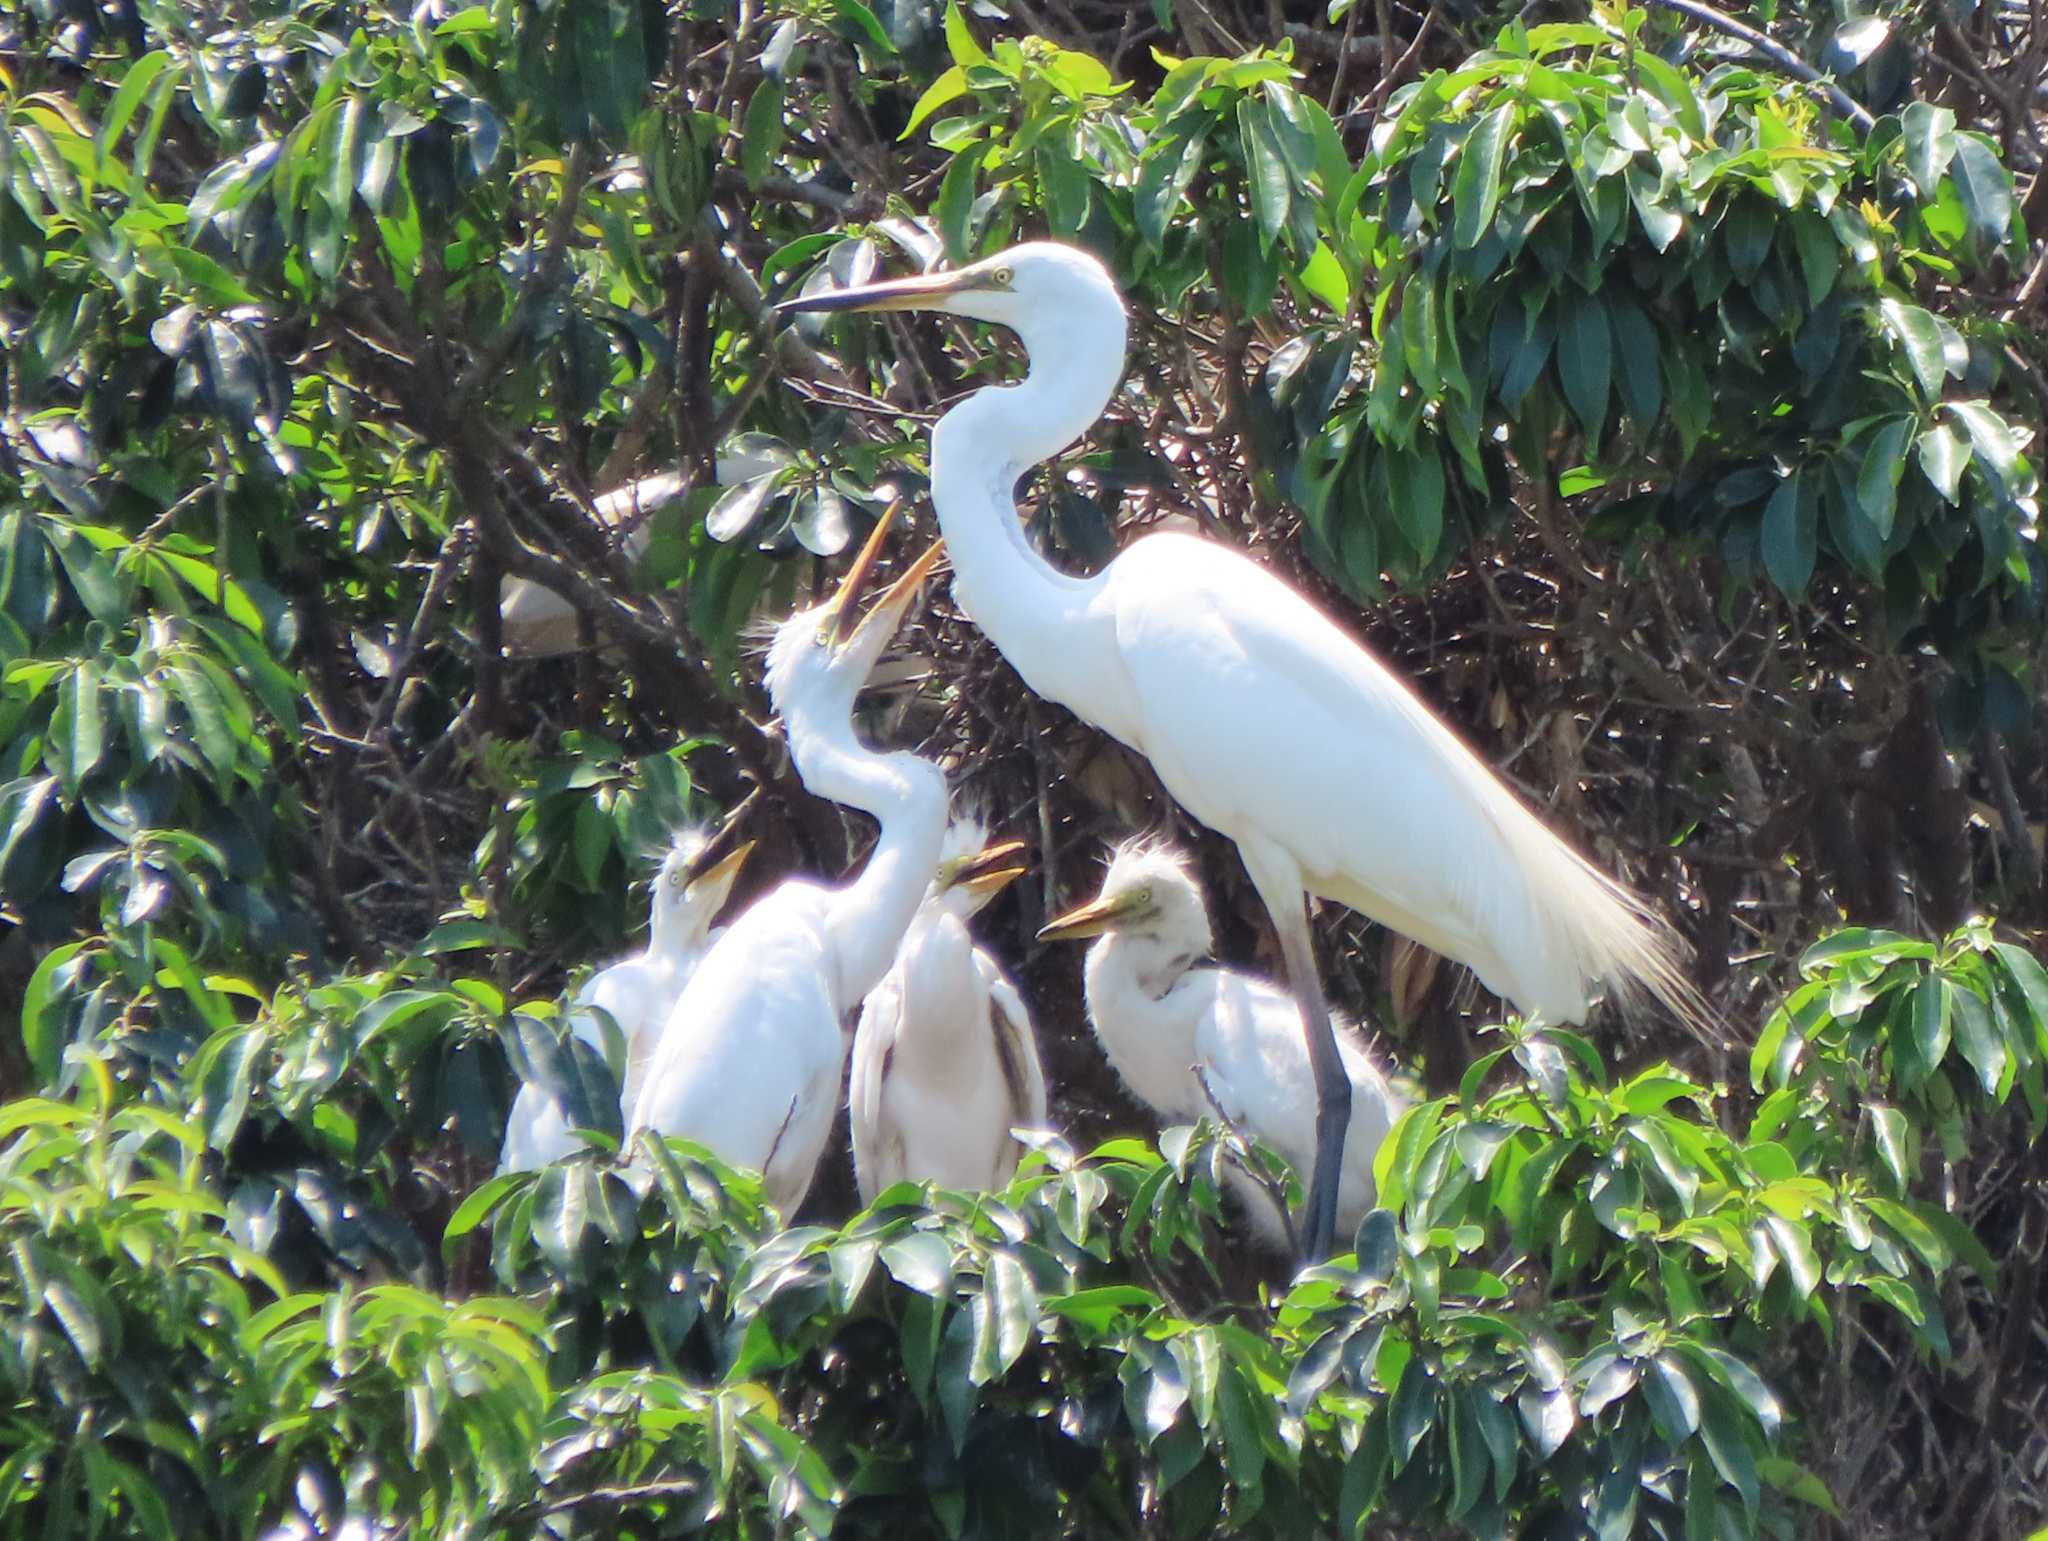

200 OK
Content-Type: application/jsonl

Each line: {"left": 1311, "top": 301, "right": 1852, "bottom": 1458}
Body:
{"left": 1, "top": 0, "right": 2046, "bottom": 1534}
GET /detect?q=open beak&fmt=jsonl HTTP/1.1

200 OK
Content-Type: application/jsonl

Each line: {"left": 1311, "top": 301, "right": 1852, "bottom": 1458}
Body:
{"left": 822, "top": 498, "right": 948, "bottom": 653}
{"left": 685, "top": 838, "right": 755, "bottom": 911}
{"left": 1037, "top": 889, "right": 1148, "bottom": 942}
{"left": 824, "top": 497, "right": 906, "bottom": 647}
{"left": 778, "top": 266, "right": 984, "bottom": 317}
{"left": 945, "top": 838, "right": 1032, "bottom": 900}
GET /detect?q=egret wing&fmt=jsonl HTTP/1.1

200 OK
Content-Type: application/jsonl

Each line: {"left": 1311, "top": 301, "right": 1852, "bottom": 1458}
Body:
{"left": 849, "top": 967, "right": 908, "bottom": 1201}
{"left": 977, "top": 949, "right": 1049, "bottom": 1134}
{"left": 1106, "top": 533, "right": 1658, "bottom": 1023}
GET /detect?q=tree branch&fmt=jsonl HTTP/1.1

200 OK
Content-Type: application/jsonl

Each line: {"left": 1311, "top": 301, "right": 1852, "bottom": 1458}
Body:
{"left": 1640, "top": 0, "right": 1876, "bottom": 131}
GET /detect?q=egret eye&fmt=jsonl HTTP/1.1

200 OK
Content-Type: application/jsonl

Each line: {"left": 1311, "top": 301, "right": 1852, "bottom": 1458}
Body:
{"left": 993, "top": 266, "right": 1014, "bottom": 286}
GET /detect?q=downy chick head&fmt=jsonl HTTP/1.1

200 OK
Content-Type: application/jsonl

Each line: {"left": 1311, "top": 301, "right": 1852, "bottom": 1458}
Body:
{"left": 1037, "top": 838, "right": 1214, "bottom": 968}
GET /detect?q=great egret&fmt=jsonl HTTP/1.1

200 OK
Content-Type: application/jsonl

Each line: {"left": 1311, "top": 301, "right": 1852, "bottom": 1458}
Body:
{"left": 499, "top": 448, "right": 786, "bottom": 656}
{"left": 782, "top": 242, "right": 1701, "bottom": 1258}
{"left": 629, "top": 503, "right": 948, "bottom": 1215}
{"left": 497, "top": 829, "right": 752, "bottom": 1174}
{"left": 1038, "top": 839, "right": 1406, "bottom": 1248}
{"left": 849, "top": 819, "right": 1047, "bottom": 1201}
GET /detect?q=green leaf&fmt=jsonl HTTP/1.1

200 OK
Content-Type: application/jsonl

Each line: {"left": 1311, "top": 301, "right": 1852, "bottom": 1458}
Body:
{"left": 1626, "top": 163, "right": 1682, "bottom": 251}
{"left": 530, "top": 1165, "right": 594, "bottom": 1285}
{"left": 1557, "top": 291, "right": 1612, "bottom": 448}
{"left": 443, "top": 1173, "right": 527, "bottom": 1259}
{"left": 1036, "top": 144, "right": 1090, "bottom": 236}
{"left": 167, "top": 665, "right": 239, "bottom": 780}
{"left": 21, "top": 940, "right": 85, "bottom": 1087}
{"left": 195, "top": 1026, "right": 265, "bottom": 1150}
{"left": 1863, "top": 1195, "right": 1950, "bottom": 1272}
{"left": 705, "top": 471, "right": 786, "bottom": 543}
{"left": 43, "top": 522, "right": 127, "bottom": 625}
{"left": 1908, "top": 1200, "right": 1999, "bottom": 1285}
{"left": 1900, "top": 101, "right": 1957, "bottom": 200}
{"left": 880, "top": 1231, "right": 954, "bottom": 1296}
{"left": 1855, "top": 418, "right": 1910, "bottom": 538}
{"left": 1946, "top": 133, "right": 2013, "bottom": 251}
{"left": 944, "top": 2, "right": 992, "bottom": 69}
{"left": 1909, "top": 977, "right": 1952, "bottom": 1071}
{"left": 1869, "top": 1104, "right": 1911, "bottom": 1189}
{"left": 45, "top": 1274, "right": 104, "bottom": 1368}
{"left": 1916, "top": 422, "right": 1967, "bottom": 502}
{"left": 1386, "top": 444, "right": 1445, "bottom": 564}
{"left": 1239, "top": 98, "right": 1294, "bottom": 252}
{"left": 1946, "top": 400, "right": 2021, "bottom": 492}
{"left": 328, "top": 96, "right": 367, "bottom": 216}
{"left": 935, "top": 139, "right": 994, "bottom": 262}
{"left": 901, "top": 66, "right": 968, "bottom": 141}
{"left": 1948, "top": 984, "right": 2006, "bottom": 1097}
{"left": 1450, "top": 106, "right": 1512, "bottom": 251}
{"left": 1696, "top": 1390, "right": 1760, "bottom": 1516}
{"left": 1761, "top": 1214, "right": 1819, "bottom": 1298}
{"left": 1759, "top": 1456, "right": 1841, "bottom": 1518}
{"left": 1136, "top": 127, "right": 1208, "bottom": 251}
{"left": 969, "top": 1251, "right": 1036, "bottom": 1384}
{"left": 1608, "top": 295, "right": 1662, "bottom": 428}
{"left": 1760, "top": 467, "right": 1815, "bottom": 598}
{"left": 54, "top": 661, "right": 104, "bottom": 792}
{"left": 97, "top": 52, "right": 177, "bottom": 170}
{"left": 741, "top": 80, "right": 786, "bottom": 189}
{"left": 1880, "top": 299, "right": 1949, "bottom": 398}
{"left": 1638, "top": 1352, "right": 1703, "bottom": 1442}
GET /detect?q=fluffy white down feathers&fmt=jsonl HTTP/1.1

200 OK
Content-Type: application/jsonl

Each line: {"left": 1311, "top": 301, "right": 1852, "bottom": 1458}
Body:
{"left": 1049, "top": 840, "right": 1408, "bottom": 1246}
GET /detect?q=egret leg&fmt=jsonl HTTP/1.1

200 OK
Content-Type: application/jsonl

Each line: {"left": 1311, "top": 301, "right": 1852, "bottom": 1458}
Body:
{"left": 1238, "top": 839, "right": 1352, "bottom": 1263}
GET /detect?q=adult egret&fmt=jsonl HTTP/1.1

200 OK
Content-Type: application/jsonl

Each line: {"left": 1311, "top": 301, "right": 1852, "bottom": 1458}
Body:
{"left": 629, "top": 504, "right": 948, "bottom": 1215}
{"left": 497, "top": 829, "right": 752, "bottom": 1174}
{"left": 1038, "top": 839, "right": 1406, "bottom": 1248}
{"left": 499, "top": 448, "right": 787, "bottom": 656}
{"left": 849, "top": 819, "right": 1047, "bottom": 1201}
{"left": 782, "top": 242, "right": 1701, "bottom": 1258}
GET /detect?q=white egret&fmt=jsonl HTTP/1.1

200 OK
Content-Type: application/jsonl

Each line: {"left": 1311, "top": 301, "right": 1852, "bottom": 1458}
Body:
{"left": 782, "top": 242, "right": 1702, "bottom": 1258}
{"left": 629, "top": 504, "right": 949, "bottom": 1216}
{"left": 849, "top": 820, "right": 1047, "bottom": 1201}
{"left": 499, "top": 448, "right": 786, "bottom": 656}
{"left": 497, "top": 829, "right": 752, "bottom": 1175}
{"left": 1038, "top": 839, "right": 1406, "bottom": 1248}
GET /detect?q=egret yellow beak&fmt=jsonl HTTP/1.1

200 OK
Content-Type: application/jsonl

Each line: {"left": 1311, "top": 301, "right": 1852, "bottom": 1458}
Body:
{"left": 820, "top": 499, "right": 948, "bottom": 656}
{"left": 685, "top": 839, "right": 754, "bottom": 909}
{"left": 943, "top": 838, "right": 1032, "bottom": 899}
{"left": 778, "top": 263, "right": 994, "bottom": 316}
{"left": 823, "top": 497, "right": 906, "bottom": 647}
{"left": 1037, "top": 888, "right": 1149, "bottom": 942}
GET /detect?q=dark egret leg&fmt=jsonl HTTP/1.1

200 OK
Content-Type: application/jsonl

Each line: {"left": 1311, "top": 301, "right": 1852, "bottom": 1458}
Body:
{"left": 1238, "top": 838, "right": 1352, "bottom": 1263}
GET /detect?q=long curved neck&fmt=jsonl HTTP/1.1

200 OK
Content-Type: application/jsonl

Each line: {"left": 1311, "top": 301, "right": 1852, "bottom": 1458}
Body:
{"left": 1082, "top": 936, "right": 1204, "bottom": 1120}
{"left": 648, "top": 901, "right": 693, "bottom": 960}
{"left": 787, "top": 716, "right": 948, "bottom": 1006}
{"left": 930, "top": 294, "right": 1127, "bottom": 680}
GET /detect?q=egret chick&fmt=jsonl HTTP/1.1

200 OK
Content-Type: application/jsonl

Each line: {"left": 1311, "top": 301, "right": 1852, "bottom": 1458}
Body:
{"left": 630, "top": 505, "right": 948, "bottom": 1216}
{"left": 498, "top": 830, "right": 751, "bottom": 1174}
{"left": 850, "top": 821, "right": 1047, "bottom": 1201}
{"left": 1038, "top": 840, "right": 1407, "bottom": 1248}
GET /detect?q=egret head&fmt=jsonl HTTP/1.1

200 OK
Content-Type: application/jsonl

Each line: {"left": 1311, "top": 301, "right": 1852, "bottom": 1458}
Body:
{"left": 777, "top": 242, "right": 1121, "bottom": 341}
{"left": 651, "top": 827, "right": 755, "bottom": 943}
{"left": 763, "top": 498, "right": 945, "bottom": 723}
{"left": 928, "top": 817, "right": 1031, "bottom": 918}
{"left": 1036, "top": 839, "right": 1213, "bottom": 959}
